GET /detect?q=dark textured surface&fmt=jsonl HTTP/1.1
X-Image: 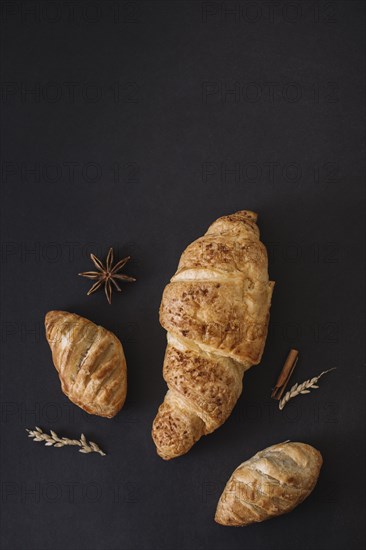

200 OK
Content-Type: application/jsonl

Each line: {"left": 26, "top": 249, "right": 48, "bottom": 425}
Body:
{"left": 0, "top": 1, "right": 365, "bottom": 549}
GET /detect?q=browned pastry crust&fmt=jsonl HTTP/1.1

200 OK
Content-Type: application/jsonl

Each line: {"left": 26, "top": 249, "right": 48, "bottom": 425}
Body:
{"left": 152, "top": 211, "right": 274, "bottom": 459}
{"left": 45, "top": 311, "right": 127, "bottom": 418}
{"left": 215, "top": 441, "right": 323, "bottom": 526}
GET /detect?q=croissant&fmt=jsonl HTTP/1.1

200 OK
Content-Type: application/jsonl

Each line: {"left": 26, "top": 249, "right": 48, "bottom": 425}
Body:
{"left": 215, "top": 441, "right": 323, "bottom": 526}
{"left": 152, "top": 210, "right": 274, "bottom": 459}
{"left": 45, "top": 311, "right": 127, "bottom": 418}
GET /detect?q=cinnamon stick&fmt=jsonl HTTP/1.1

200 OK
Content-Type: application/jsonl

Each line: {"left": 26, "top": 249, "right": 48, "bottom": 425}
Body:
{"left": 271, "top": 349, "right": 299, "bottom": 400}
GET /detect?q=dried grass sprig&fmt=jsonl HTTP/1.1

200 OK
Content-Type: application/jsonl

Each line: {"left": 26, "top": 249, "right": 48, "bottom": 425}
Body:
{"left": 279, "top": 368, "right": 336, "bottom": 410}
{"left": 26, "top": 427, "right": 106, "bottom": 456}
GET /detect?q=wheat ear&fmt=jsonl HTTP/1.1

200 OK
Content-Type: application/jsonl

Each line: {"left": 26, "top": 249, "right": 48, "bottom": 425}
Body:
{"left": 26, "top": 427, "right": 106, "bottom": 456}
{"left": 279, "top": 368, "right": 336, "bottom": 410}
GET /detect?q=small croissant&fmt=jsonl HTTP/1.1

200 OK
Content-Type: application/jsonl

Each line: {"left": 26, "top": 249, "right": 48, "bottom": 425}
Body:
{"left": 152, "top": 210, "right": 274, "bottom": 459}
{"left": 215, "top": 441, "right": 323, "bottom": 526}
{"left": 45, "top": 311, "right": 127, "bottom": 418}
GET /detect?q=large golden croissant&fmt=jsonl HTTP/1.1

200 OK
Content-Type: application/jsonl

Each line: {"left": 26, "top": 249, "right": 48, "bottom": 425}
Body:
{"left": 152, "top": 210, "right": 274, "bottom": 459}
{"left": 215, "top": 441, "right": 323, "bottom": 526}
{"left": 45, "top": 311, "right": 127, "bottom": 418}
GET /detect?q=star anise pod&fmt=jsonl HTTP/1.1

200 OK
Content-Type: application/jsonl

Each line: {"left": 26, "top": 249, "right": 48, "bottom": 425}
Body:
{"left": 79, "top": 247, "right": 136, "bottom": 304}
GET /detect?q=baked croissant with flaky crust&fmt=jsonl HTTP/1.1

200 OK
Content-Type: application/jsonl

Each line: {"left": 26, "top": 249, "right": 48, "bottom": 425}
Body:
{"left": 45, "top": 311, "right": 127, "bottom": 418}
{"left": 215, "top": 441, "right": 323, "bottom": 526}
{"left": 152, "top": 210, "right": 274, "bottom": 459}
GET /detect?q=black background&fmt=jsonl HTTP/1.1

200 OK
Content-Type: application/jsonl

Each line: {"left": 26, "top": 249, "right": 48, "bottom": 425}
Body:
{"left": 0, "top": 1, "right": 365, "bottom": 549}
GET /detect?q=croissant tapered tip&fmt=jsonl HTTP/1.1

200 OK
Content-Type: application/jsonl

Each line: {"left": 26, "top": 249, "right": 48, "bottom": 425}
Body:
{"left": 45, "top": 311, "right": 80, "bottom": 344}
{"left": 152, "top": 395, "right": 205, "bottom": 460}
{"left": 45, "top": 310, "right": 62, "bottom": 331}
{"left": 214, "top": 509, "right": 237, "bottom": 527}
{"left": 45, "top": 310, "right": 64, "bottom": 320}
{"left": 235, "top": 209, "right": 258, "bottom": 221}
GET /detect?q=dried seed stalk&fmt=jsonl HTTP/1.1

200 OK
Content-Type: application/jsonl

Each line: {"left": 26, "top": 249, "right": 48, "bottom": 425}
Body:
{"left": 279, "top": 368, "right": 336, "bottom": 410}
{"left": 26, "top": 427, "right": 106, "bottom": 456}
